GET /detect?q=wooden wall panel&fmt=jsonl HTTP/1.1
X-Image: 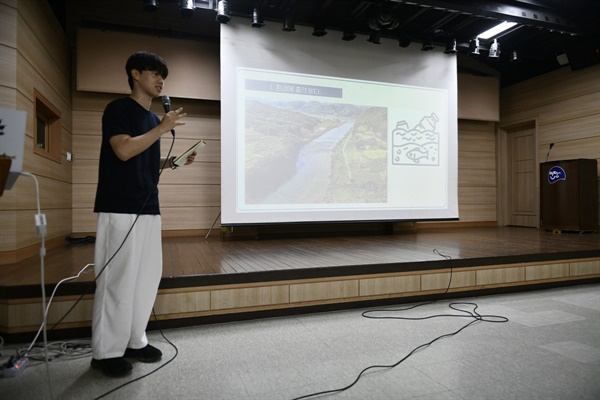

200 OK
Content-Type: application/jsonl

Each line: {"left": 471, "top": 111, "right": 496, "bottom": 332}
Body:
{"left": 0, "top": 175, "right": 71, "bottom": 211}
{"left": 72, "top": 110, "right": 102, "bottom": 136}
{"left": 457, "top": 74, "right": 500, "bottom": 121}
{"left": 211, "top": 285, "right": 289, "bottom": 310}
{"left": 73, "top": 184, "right": 220, "bottom": 210}
{"left": 0, "top": 208, "right": 71, "bottom": 252}
{"left": 501, "top": 66, "right": 599, "bottom": 118}
{"left": 570, "top": 259, "right": 600, "bottom": 277}
{"left": 0, "top": 44, "right": 18, "bottom": 105}
{"left": 16, "top": 52, "right": 71, "bottom": 127}
{"left": 0, "top": 0, "right": 72, "bottom": 261}
{"left": 539, "top": 114, "right": 600, "bottom": 147}
{"left": 71, "top": 85, "right": 221, "bottom": 234}
{"left": 153, "top": 290, "right": 211, "bottom": 315}
{"left": 454, "top": 120, "right": 497, "bottom": 224}
{"left": 537, "top": 92, "right": 600, "bottom": 126}
{"left": 71, "top": 209, "right": 95, "bottom": 234}
{"left": 500, "top": 64, "right": 600, "bottom": 228}
{"left": 536, "top": 137, "right": 600, "bottom": 164}
{"left": 0, "top": 2, "right": 17, "bottom": 48}
{"left": 77, "top": 28, "right": 220, "bottom": 100}
{"left": 290, "top": 280, "right": 359, "bottom": 302}
{"left": 457, "top": 204, "right": 497, "bottom": 222}
{"left": 459, "top": 187, "right": 496, "bottom": 205}
{"left": 359, "top": 275, "right": 421, "bottom": 296}
{"left": 18, "top": 0, "right": 70, "bottom": 76}
{"left": 526, "top": 263, "right": 569, "bottom": 281}
{"left": 161, "top": 206, "right": 222, "bottom": 230}
{"left": 476, "top": 266, "right": 525, "bottom": 286}
{"left": 421, "top": 270, "right": 476, "bottom": 290}
{"left": 71, "top": 184, "right": 96, "bottom": 209}
{"left": 21, "top": 135, "right": 71, "bottom": 182}
{"left": 458, "top": 151, "right": 496, "bottom": 170}
{"left": 459, "top": 168, "right": 496, "bottom": 187}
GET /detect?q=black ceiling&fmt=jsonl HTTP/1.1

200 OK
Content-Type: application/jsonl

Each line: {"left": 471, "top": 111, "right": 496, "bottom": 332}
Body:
{"left": 49, "top": 0, "right": 600, "bottom": 87}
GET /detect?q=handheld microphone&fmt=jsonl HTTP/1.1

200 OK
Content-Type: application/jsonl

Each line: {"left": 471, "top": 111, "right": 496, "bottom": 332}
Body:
{"left": 160, "top": 95, "right": 175, "bottom": 137}
{"left": 545, "top": 143, "right": 554, "bottom": 162}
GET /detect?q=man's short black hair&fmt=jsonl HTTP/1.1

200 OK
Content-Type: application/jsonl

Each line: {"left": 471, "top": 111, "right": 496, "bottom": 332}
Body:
{"left": 125, "top": 51, "right": 169, "bottom": 90}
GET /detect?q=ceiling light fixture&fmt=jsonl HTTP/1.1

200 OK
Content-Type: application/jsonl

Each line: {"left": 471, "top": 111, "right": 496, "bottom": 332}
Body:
{"left": 444, "top": 37, "right": 457, "bottom": 54}
{"left": 215, "top": 0, "right": 231, "bottom": 23}
{"left": 469, "top": 37, "right": 480, "bottom": 55}
{"left": 477, "top": 21, "right": 517, "bottom": 39}
{"left": 312, "top": 25, "right": 327, "bottom": 37}
{"left": 180, "top": 0, "right": 195, "bottom": 17}
{"left": 510, "top": 49, "right": 521, "bottom": 63}
{"left": 367, "top": 31, "right": 381, "bottom": 45}
{"left": 342, "top": 30, "right": 356, "bottom": 41}
{"left": 397, "top": 35, "right": 411, "bottom": 48}
{"left": 143, "top": 0, "right": 159, "bottom": 13}
{"left": 252, "top": 8, "right": 264, "bottom": 28}
{"left": 421, "top": 35, "right": 435, "bottom": 51}
{"left": 488, "top": 38, "right": 500, "bottom": 59}
{"left": 282, "top": 18, "right": 296, "bottom": 32}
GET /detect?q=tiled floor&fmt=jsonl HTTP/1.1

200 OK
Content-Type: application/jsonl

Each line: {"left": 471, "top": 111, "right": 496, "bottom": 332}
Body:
{"left": 1, "top": 283, "right": 599, "bottom": 399}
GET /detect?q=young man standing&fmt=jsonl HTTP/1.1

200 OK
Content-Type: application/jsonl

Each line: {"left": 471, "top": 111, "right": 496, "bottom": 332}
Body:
{"left": 91, "top": 51, "right": 194, "bottom": 377}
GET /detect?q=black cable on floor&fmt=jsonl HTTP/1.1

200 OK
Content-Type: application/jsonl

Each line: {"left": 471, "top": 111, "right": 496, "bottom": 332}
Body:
{"left": 290, "top": 249, "right": 509, "bottom": 400}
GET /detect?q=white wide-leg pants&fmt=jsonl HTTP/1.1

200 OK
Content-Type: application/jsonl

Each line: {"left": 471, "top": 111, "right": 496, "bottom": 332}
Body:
{"left": 92, "top": 213, "right": 162, "bottom": 360}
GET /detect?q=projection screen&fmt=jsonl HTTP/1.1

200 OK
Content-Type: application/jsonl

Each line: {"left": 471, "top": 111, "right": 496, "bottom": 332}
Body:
{"left": 221, "top": 20, "right": 458, "bottom": 225}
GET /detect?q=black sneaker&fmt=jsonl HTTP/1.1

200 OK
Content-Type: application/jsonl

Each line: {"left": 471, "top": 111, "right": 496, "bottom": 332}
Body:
{"left": 124, "top": 344, "right": 162, "bottom": 363}
{"left": 91, "top": 357, "right": 133, "bottom": 377}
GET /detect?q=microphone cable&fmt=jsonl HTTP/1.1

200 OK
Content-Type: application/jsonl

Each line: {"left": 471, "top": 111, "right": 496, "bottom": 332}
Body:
{"left": 291, "top": 249, "right": 509, "bottom": 400}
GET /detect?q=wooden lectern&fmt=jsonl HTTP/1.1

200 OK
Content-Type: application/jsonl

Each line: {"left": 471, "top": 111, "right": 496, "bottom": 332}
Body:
{"left": 540, "top": 159, "right": 598, "bottom": 232}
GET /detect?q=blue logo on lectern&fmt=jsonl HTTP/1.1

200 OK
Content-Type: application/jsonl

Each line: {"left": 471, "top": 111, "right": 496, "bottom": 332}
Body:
{"left": 548, "top": 166, "right": 566, "bottom": 184}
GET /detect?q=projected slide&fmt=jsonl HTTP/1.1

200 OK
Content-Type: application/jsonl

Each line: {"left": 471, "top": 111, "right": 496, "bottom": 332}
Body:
{"left": 220, "top": 20, "right": 458, "bottom": 224}
{"left": 236, "top": 68, "right": 448, "bottom": 212}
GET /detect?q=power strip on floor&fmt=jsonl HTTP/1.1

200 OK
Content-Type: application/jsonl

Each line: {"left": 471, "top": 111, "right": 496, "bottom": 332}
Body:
{"left": 1, "top": 356, "right": 28, "bottom": 378}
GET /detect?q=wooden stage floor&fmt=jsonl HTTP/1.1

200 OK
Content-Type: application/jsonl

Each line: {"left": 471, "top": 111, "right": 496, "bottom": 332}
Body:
{"left": 2, "top": 226, "right": 599, "bottom": 297}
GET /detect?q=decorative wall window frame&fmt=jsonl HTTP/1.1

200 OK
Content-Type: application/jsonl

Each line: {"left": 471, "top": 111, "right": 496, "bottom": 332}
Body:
{"left": 33, "top": 89, "right": 62, "bottom": 163}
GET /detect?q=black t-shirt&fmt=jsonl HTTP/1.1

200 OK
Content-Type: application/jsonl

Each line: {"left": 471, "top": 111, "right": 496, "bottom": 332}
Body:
{"left": 94, "top": 97, "right": 161, "bottom": 215}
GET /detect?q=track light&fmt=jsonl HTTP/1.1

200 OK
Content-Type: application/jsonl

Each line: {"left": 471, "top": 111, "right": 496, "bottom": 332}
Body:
{"left": 510, "top": 49, "right": 521, "bottom": 63}
{"left": 216, "top": 0, "right": 231, "bottom": 23}
{"left": 252, "top": 8, "right": 264, "bottom": 28}
{"left": 312, "top": 25, "right": 327, "bottom": 37}
{"left": 421, "top": 37, "right": 435, "bottom": 51}
{"left": 444, "top": 37, "right": 457, "bottom": 54}
{"left": 180, "top": 0, "right": 194, "bottom": 17}
{"left": 342, "top": 30, "right": 356, "bottom": 41}
{"left": 367, "top": 31, "right": 381, "bottom": 45}
{"left": 143, "top": 0, "right": 158, "bottom": 13}
{"left": 421, "top": 42, "right": 435, "bottom": 51}
{"left": 282, "top": 18, "right": 296, "bottom": 32}
{"left": 488, "top": 38, "right": 500, "bottom": 59}
{"left": 469, "top": 37, "right": 480, "bottom": 55}
{"left": 398, "top": 35, "right": 411, "bottom": 48}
